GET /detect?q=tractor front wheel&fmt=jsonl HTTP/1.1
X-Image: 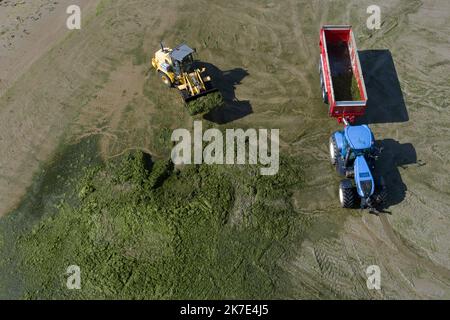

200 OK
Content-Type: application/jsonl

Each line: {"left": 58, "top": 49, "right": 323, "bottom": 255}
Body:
{"left": 373, "top": 176, "right": 388, "bottom": 208}
{"left": 159, "top": 71, "right": 172, "bottom": 88}
{"left": 339, "top": 179, "right": 357, "bottom": 208}
{"left": 375, "top": 187, "right": 388, "bottom": 207}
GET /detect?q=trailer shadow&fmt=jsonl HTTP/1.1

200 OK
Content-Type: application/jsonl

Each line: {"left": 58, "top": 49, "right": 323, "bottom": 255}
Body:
{"left": 374, "top": 139, "right": 418, "bottom": 210}
{"left": 196, "top": 62, "right": 252, "bottom": 124}
{"left": 356, "top": 50, "right": 409, "bottom": 124}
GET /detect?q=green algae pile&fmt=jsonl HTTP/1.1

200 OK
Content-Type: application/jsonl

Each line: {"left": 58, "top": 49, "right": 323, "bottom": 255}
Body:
{"left": 186, "top": 91, "right": 225, "bottom": 116}
{"left": 6, "top": 147, "right": 307, "bottom": 299}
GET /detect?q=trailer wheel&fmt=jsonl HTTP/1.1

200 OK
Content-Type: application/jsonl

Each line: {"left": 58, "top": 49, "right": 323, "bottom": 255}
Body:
{"left": 159, "top": 71, "right": 172, "bottom": 88}
{"left": 329, "top": 135, "right": 339, "bottom": 166}
{"left": 322, "top": 84, "right": 328, "bottom": 104}
{"left": 339, "top": 179, "right": 357, "bottom": 208}
{"left": 319, "top": 61, "right": 328, "bottom": 104}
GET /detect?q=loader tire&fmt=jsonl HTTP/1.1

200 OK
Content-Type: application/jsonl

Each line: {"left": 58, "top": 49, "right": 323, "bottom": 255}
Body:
{"left": 339, "top": 179, "right": 357, "bottom": 208}
{"left": 180, "top": 90, "right": 189, "bottom": 104}
{"left": 159, "top": 71, "right": 172, "bottom": 88}
{"left": 329, "top": 135, "right": 339, "bottom": 166}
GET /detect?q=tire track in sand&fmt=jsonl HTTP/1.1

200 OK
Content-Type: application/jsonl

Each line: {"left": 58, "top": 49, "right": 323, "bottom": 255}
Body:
{"left": 379, "top": 214, "right": 450, "bottom": 280}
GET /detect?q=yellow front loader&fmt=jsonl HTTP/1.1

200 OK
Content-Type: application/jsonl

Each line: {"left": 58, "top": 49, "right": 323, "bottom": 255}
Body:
{"left": 151, "top": 43, "right": 218, "bottom": 103}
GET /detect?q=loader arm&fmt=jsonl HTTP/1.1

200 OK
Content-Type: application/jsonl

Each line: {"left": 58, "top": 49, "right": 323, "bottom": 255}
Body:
{"left": 183, "top": 73, "right": 196, "bottom": 95}
{"left": 195, "top": 69, "right": 207, "bottom": 89}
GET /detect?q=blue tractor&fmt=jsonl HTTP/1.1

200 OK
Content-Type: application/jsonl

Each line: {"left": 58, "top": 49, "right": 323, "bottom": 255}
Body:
{"left": 329, "top": 124, "right": 387, "bottom": 210}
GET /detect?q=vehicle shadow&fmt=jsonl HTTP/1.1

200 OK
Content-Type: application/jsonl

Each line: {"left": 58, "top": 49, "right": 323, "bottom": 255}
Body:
{"left": 373, "top": 139, "right": 418, "bottom": 209}
{"left": 356, "top": 50, "right": 409, "bottom": 124}
{"left": 196, "top": 62, "right": 252, "bottom": 124}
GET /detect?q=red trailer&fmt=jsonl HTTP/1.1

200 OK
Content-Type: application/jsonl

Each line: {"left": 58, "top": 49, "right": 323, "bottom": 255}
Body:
{"left": 319, "top": 25, "right": 368, "bottom": 123}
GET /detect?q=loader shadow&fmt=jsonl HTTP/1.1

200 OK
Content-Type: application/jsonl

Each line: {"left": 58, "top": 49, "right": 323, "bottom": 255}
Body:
{"left": 374, "top": 139, "right": 418, "bottom": 209}
{"left": 356, "top": 50, "right": 409, "bottom": 125}
{"left": 197, "top": 62, "right": 252, "bottom": 124}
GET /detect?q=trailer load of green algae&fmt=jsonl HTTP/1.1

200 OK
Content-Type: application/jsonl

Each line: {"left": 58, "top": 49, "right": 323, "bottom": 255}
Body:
{"left": 327, "top": 42, "right": 362, "bottom": 101}
{"left": 5, "top": 149, "right": 316, "bottom": 299}
{"left": 331, "top": 74, "right": 362, "bottom": 101}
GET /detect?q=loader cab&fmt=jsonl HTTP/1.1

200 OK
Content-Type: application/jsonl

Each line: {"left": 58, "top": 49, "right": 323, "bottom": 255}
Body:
{"left": 170, "top": 44, "right": 196, "bottom": 75}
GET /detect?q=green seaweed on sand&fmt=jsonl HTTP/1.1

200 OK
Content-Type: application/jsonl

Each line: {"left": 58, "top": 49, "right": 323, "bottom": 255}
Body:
{"left": 332, "top": 73, "right": 362, "bottom": 101}
{"left": 12, "top": 147, "right": 311, "bottom": 299}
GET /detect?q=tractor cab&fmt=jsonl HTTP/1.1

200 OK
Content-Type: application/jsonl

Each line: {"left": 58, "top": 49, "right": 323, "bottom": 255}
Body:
{"left": 341, "top": 125, "right": 374, "bottom": 162}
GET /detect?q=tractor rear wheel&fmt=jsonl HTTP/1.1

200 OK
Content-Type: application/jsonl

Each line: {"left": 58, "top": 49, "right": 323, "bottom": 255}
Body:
{"left": 339, "top": 179, "right": 357, "bottom": 208}
{"left": 159, "top": 71, "right": 172, "bottom": 88}
{"left": 329, "top": 135, "right": 339, "bottom": 166}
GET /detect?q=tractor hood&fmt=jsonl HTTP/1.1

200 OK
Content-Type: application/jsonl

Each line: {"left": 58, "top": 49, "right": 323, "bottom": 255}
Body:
{"left": 354, "top": 155, "right": 375, "bottom": 198}
{"left": 345, "top": 125, "right": 373, "bottom": 150}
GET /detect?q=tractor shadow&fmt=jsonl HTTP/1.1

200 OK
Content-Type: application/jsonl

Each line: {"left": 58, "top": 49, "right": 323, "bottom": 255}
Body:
{"left": 356, "top": 50, "right": 409, "bottom": 125}
{"left": 196, "top": 62, "right": 252, "bottom": 124}
{"left": 373, "top": 139, "right": 419, "bottom": 210}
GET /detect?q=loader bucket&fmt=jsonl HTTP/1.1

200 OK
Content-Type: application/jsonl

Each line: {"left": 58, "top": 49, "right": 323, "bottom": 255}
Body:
{"left": 182, "top": 87, "right": 219, "bottom": 103}
{"left": 183, "top": 89, "right": 224, "bottom": 116}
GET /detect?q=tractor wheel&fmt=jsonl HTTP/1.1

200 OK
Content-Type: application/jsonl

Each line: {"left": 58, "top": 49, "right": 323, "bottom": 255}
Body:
{"left": 180, "top": 90, "right": 189, "bottom": 104}
{"left": 329, "top": 135, "right": 339, "bottom": 166}
{"left": 375, "top": 187, "right": 388, "bottom": 207}
{"left": 159, "top": 71, "right": 172, "bottom": 88}
{"left": 374, "top": 176, "right": 388, "bottom": 207}
{"left": 339, "top": 179, "right": 357, "bottom": 208}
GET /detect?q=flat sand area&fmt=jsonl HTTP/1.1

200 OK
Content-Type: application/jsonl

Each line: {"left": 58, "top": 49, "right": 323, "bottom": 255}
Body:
{"left": 0, "top": 0, "right": 99, "bottom": 215}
